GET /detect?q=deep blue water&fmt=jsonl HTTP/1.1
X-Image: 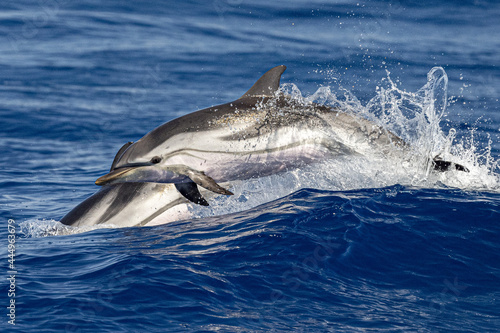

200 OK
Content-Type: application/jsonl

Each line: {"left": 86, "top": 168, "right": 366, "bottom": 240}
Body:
{"left": 1, "top": 0, "right": 500, "bottom": 332}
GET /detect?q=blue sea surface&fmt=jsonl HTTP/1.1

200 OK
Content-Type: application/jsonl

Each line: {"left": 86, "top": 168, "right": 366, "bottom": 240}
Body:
{"left": 1, "top": 0, "right": 500, "bottom": 332}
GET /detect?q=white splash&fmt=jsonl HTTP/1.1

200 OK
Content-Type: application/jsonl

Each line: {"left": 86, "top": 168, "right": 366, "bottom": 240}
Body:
{"left": 20, "top": 219, "right": 121, "bottom": 238}
{"left": 297, "top": 66, "right": 499, "bottom": 190}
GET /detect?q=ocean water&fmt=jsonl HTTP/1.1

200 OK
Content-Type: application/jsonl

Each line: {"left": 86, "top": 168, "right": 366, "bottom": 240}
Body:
{"left": 1, "top": 0, "right": 500, "bottom": 332}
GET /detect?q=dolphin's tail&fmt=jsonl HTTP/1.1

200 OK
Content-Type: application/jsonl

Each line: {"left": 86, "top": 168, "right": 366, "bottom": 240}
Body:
{"left": 432, "top": 157, "right": 469, "bottom": 172}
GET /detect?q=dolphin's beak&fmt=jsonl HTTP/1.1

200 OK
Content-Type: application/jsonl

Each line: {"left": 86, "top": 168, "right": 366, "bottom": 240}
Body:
{"left": 95, "top": 167, "right": 136, "bottom": 186}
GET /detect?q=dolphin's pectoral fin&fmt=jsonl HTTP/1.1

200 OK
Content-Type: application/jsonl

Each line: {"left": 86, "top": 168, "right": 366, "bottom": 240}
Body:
{"left": 185, "top": 169, "right": 234, "bottom": 196}
{"left": 174, "top": 169, "right": 233, "bottom": 206}
{"left": 170, "top": 165, "right": 233, "bottom": 205}
{"left": 175, "top": 182, "right": 209, "bottom": 206}
{"left": 432, "top": 157, "right": 469, "bottom": 172}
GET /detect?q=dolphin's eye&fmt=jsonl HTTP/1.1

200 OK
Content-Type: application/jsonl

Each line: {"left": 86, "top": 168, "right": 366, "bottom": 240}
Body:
{"left": 150, "top": 156, "right": 162, "bottom": 164}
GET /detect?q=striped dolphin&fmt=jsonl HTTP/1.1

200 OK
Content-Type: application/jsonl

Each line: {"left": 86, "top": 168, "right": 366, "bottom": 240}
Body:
{"left": 60, "top": 183, "right": 189, "bottom": 227}
{"left": 94, "top": 65, "right": 465, "bottom": 206}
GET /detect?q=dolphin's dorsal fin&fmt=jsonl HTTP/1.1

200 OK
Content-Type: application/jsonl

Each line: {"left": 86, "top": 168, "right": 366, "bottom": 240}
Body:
{"left": 240, "top": 65, "right": 286, "bottom": 99}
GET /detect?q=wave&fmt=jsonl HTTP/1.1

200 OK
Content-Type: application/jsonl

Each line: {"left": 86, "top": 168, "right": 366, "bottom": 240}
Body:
{"left": 15, "top": 184, "right": 500, "bottom": 332}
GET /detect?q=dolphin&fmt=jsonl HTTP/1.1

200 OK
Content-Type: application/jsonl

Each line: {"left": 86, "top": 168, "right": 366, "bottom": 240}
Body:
{"left": 60, "top": 183, "right": 190, "bottom": 227}
{"left": 94, "top": 65, "right": 466, "bottom": 206}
